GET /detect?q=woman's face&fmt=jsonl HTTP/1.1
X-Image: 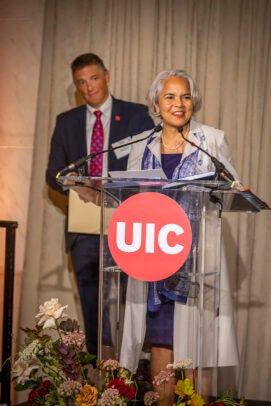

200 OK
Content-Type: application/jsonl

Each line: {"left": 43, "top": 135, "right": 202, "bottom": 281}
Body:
{"left": 155, "top": 76, "right": 193, "bottom": 130}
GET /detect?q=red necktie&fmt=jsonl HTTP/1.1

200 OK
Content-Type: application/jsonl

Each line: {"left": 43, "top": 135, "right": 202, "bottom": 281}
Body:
{"left": 89, "top": 110, "right": 104, "bottom": 176}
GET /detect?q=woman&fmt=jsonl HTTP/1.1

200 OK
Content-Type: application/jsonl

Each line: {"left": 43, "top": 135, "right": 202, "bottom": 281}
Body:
{"left": 120, "top": 70, "right": 240, "bottom": 404}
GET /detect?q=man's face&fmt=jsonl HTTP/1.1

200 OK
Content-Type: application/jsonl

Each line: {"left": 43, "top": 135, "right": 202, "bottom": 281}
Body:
{"left": 73, "top": 64, "right": 110, "bottom": 108}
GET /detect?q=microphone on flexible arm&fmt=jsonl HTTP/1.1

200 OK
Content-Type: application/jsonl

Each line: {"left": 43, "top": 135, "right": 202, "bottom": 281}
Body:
{"left": 56, "top": 123, "right": 163, "bottom": 179}
{"left": 177, "top": 126, "right": 271, "bottom": 211}
{"left": 178, "top": 125, "right": 235, "bottom": 183}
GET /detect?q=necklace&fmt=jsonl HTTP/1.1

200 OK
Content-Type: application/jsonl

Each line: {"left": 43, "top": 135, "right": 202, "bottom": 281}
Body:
{"left": 161, "top": 126, "right": 190, "bottom": 151}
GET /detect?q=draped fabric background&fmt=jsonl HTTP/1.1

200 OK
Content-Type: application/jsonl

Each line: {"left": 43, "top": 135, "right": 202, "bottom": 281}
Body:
{"left": 19, "top": 0, "right": 271, "bottom": 401}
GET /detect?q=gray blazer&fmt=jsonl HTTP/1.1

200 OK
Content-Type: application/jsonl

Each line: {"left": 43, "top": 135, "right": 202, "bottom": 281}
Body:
{"left": 127, "top": 119, "right": 240, "bottom": 182}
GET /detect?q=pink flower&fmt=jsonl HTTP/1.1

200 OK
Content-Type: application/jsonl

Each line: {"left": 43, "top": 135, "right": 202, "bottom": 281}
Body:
{"left": 144, "top": 390, "right": 159, "bottom": 405}
{"left": 98, "top": 388, "right": 120, "bottom": 405}
{"left": 153, "top": 370, "right": 175, "bottom": 386}
{"left": 58, "top": 380, "right": 82, "bottom": 396}
{"left": 62, "top": 331, "right": 86, "bottom": 347}
{"left": 102, "top": 358, "right": 120, "bottom": 371}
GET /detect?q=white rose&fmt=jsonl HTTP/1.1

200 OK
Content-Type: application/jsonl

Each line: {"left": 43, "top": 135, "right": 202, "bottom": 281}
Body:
{"left": 12, "top": 357, "right": 39, "bottom": 384}
{"left": 35, "top": 298, "right": 68, "bottom": 328}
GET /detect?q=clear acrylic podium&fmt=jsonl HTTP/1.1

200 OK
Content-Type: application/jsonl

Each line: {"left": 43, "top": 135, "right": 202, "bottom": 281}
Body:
{"left": 60, "top": 175, "right": 269, "bottom": 396}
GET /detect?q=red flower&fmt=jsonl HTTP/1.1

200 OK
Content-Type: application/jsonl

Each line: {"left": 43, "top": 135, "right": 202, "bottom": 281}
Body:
{"left": 28, "top": 389, "right": 38, "bottom": 404}
{"left": 108, "top": 378, "right": 136, "bottom": 400}
{"left": 38, "top": 380, "right": 51, "bottom": 396}
{"left": 108, "top": 378, "right": 126, "bottom": 394}
{"left": 125, "top": 385, "right": 136, "bottom": 400}
{"left": 43, "top": 380, "right": 51, "bottom": 389}
{"left": 28, "top": 381, "right": 51, "bottom": 404}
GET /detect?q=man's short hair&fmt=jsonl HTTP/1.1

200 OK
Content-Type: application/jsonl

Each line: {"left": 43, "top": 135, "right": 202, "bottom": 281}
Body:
{"left": 71, "top": 53, "right": 107, "bottom": 73}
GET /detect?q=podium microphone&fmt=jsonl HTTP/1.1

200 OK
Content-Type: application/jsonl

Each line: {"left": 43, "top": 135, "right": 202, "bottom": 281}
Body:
{"left": 178, "top": 126, "right": 235, "bottom": 183}
{"left": 56, "top": 123, "right": 163, "bottom": 178}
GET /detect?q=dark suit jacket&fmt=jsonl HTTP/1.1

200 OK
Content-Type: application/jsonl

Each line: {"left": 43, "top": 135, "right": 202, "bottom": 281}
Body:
{"left": 46, "top": 97, "right": 154, "bottom": 251}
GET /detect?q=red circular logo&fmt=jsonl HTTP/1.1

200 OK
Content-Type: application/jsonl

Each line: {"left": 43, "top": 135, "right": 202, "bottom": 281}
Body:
{"left": 107, "top": 192, "right": 192, "bottom": 281}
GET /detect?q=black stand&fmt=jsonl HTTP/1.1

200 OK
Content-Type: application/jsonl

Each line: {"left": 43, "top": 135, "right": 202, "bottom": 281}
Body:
{"left": 0, "top": 221, "right": 18, "bottom": 406}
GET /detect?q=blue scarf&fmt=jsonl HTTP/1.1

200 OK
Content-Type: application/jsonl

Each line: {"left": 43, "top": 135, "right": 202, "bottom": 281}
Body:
{"left": 142, "top": 132, "right": 209, "bottom": 310}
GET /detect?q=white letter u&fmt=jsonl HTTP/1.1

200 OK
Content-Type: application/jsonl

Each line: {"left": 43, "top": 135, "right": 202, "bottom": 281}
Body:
{"left": 116, "top": 222, "right": 142, "bottom": 252}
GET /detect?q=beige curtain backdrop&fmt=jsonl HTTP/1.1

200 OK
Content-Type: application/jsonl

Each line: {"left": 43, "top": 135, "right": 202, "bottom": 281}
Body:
{"left": 19, "top": 0, "right": 271, "bottom": 401}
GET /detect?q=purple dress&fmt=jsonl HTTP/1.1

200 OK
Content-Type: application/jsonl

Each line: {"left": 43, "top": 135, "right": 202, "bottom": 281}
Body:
{"left": 145, "top": 154, "right": 182, "bottom": 347}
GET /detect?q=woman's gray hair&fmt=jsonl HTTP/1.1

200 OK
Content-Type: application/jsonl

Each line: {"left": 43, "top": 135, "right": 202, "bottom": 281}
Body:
{"left": 147, "top": 69, "right": 202, "bottom": 117}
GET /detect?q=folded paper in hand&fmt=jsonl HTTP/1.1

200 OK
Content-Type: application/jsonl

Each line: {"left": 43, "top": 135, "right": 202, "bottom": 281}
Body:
{"left": 68, "top": 189, "right": 115, "bottom": 234}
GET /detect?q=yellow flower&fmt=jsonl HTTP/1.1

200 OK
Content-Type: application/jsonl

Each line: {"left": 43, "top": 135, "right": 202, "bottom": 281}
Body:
{"left": 174, "top": 378, "right": 194, "bottom": 397}
{"left": 75, "top": 384, "right": 98, "bottom": 406}
{"left": 190, "top": 392, "right": 205, "bottom": 406}
{"left": 174, "top": 379, "right": 185, "bottom": 397}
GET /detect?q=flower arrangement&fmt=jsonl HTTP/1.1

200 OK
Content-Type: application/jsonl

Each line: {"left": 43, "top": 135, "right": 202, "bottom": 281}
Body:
{"left": 147, "top": 359, "right": 205, "bottom": 406}
{"left": 10, "top": 298, "right": 247, "bottom": 406}
{"left": 11, "top": 298, "right": 137, "bottom": 405}
{"left": 143, "top": 360, "right": 247, "bottom": 406}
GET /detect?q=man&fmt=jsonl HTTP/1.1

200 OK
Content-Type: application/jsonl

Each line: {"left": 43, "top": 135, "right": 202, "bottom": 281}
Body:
{"left": 46, "top": 53, "right": 154, "bottom": 358}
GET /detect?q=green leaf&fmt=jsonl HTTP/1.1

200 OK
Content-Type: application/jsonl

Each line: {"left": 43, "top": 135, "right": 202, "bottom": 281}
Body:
{"left": 78, "top": 351, "right": 95, "bottom": 364}
{"left": 15, "top": 380, "right": 39, "bottom": 391}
